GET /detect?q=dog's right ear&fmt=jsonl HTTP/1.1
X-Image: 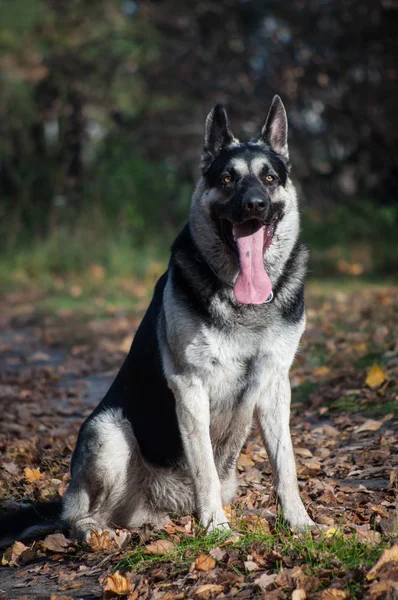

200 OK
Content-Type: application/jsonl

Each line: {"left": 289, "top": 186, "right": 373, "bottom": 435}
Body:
{"left": 201, "top": 104, "right": 236, "bottom": 171}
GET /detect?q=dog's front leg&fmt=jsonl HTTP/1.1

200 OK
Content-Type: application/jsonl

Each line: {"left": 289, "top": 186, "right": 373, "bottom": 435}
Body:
{"left": 256, "top": 371, "right": 315, "bottom": 530}
{"left": 169, "top": 374, "right": 229, "bottom": 532}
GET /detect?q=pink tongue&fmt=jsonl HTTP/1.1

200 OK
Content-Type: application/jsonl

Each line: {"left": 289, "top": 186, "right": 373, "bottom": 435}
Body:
{"left": 234, "top": 221, "right": 272, "bottom": 305}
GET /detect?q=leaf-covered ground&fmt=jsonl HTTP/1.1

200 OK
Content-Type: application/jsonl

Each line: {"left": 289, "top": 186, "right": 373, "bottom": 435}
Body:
{"left": 0, "top": 280, "right": 397, "bottom": 600}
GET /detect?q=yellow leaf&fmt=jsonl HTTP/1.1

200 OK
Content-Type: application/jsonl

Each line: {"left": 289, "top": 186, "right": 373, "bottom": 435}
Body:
{"left": 144, "top": 539, "right": 175, "bottom": 555}
{"left": 325, "top": 528, "right": 342, "bottom": 539}
{"left": 24, "top": 467, "right": 45, "bottom": 483}
{"left": 365, "top": 364, "right": 386, "bottom": 388}
{"left": 367, "top": 544, "right": 398, "bottom": 581}
{"left": 313, "top": 366, "right": 330, "bottom": 377}
{"left": 194, "top": 554, "right": 216, "bottom": 572}
{"left": 101, "top": 571, "right": 131, "bottom": 597}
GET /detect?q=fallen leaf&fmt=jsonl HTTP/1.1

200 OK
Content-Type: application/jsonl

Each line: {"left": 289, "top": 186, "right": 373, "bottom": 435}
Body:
{"left": 144, "top": 539, "right": 175, "bottom": 555}
{"left": 356, "top": 524, "right": 381, "bottom": 543}
{"left": 41, "top": 533, "right": 71, "bottom": 553}
{"left": 2, "top": 461, "right": 19, "bottom": 475}
{"left": 220, "top": 532, "right": 241, "bottom": 546}
{"left": 101, "top": 571, "right": 132, "bottom": 597}
{"left": 323, "top": 424, "right": 340, "bottom": 437}
{"left": 292, "top": 590, "right": 307, "bottom": 600}
{"left": 194, "top": 554, "right": 216, "bottom": 572}
{"left": 2, "top": 541, "right": 30, "bottom": 566}
{"left": 354, "top": 419, "right": 383, "bottom": 434}
{"left": 313, "top": 366, "right": 330, "bottom": 377}
{"left": 238, "top": 453, "right": 255, "bottom": 468}
{"left": 294, "top": 447, "right": 313, "bottom": 458}
{"left": 29, "top": 351, "right": 51, "bottom": 362}
{"left": 367, "top": 580, "right": 398, "bottom": 599}
{"left": 254, "top": 572, "right": 278, "bottom": 591}
{"left": 59, "top": 582, "right": 84, "bottom": 591}
{"left": 244, "top": 560, "right": 259, "bottom": 572}
{"left": 195, "top": 584, "right": 224, "bottom": 599}
{"left": 321, "top": 590, "right": 348, "bottom": 599}
{"left": 325, "top": 528, "right": 342, "bottom": 539}
{"left": 241, "top": 514, "right": 271, "bottom": 533}
{"left": 365, "top": 364, "right": 386, "bottom": 388}
{"left": 87, "top": 529, "right": 130, "bottom": 553}
{"left": 367, "top": 544, "right": 398, "bottom": 580}
{"left": 209, "top": 546, "right": 226, "bottom": 561}
{"left": 24, "top": 467, "right": 45, "bottom": 483}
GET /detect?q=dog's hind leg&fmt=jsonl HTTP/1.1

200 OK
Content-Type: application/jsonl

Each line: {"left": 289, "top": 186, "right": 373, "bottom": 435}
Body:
{"left": 62, "top": 408, "right": 134, "bottom": 541}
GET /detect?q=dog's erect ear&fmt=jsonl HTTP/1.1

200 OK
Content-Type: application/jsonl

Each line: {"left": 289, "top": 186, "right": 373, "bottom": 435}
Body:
{"left": 202, "top": 104, "right": 235, "bottom": 170}
{"left": 259, "top": 95, "right": 289, "bottom": 161}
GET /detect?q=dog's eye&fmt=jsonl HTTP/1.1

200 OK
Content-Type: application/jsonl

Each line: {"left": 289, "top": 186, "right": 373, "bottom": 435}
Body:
{"left": 265, "top": 174, "right": 275, "bottom": 183}
{"left": 222, "top": 175, "right": 232, "bottom": 184}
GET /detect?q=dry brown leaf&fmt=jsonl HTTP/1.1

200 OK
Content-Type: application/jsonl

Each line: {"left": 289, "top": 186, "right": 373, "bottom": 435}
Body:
{"left": 365, "top": 364, "right": 386, "bottom": 388}
{"left": 237, "top": 453, "right": 255, "bottom": 468}
{"left": 242, "top": 514, "right": 271, "bottom": 533}
{"left": 87, "top": 529, "right": 129, "bottom": 553}
{"left": 2, "top": 461, "right": 19, "bottom": 475}
{"left": 244, "top": 560, "right": 259, "bottom": 572}
{"left": 194, "top": 554, "right": 216, "bottom": 572}
{"left": 295, "top": 447, "right": 313, "bottom": 458}
{"left": 321, "top": 589, "right": 348, "bottom": 599}
{"left": 292, "top": 590, "right": 307, "bottom": 600}
{"left": 209, "top": 546, "right": 226, "bottom": 561}
{"left": 367, "top": 544, "right": 398, "bottom": 581}
{"left": 354, "top": 419, "right": 383, "bottom": 434}
{"left": 1, "top": 541, "right": 30, "bottom": 566}
{"left": 356, "top": 524, "right": 381, "bottom": 544}
{"left": 195, "top": 584, "right": 224, "bottom": 599}
{"left": 323, "top": 424, "right": 340, "bottom": 437}
{"left": 101, "top": 571, "right": 132, "bottom": 597}
{"left": 41, "top": 533, "right": 70, "bottom": 553}
{"left": 254, "top": 572, "right": 278, "bottom": 590}
{"left": 144, "top": 539, "right": 175, "bottom": 555}
{"left": 59, "top": 582, "right": 84, "bottom": 591}
{"left": 220, "top": 533, "right": 241, "bottom": 546}
{"left": 367, "top": 580, "right": 398, "bottom": 599}
{"left": 24, "top": 466, "right": 45, "bottom": 483}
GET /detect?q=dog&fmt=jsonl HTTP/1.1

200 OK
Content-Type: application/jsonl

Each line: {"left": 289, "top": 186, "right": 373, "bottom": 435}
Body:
{"left": 0, "top": 95, "right": 315, "bottom": 547}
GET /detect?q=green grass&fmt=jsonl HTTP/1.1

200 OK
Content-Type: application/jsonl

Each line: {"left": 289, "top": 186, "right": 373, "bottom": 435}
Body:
{"left": 116, "top": 519, "right": 388, "bottom": 598}
{"left": 119, "top": 528, "right": 232, "bottom": 573}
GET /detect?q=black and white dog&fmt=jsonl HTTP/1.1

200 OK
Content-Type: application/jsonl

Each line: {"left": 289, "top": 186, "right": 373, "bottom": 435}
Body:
{"left": 0, "top": 96, "right": 315, "bottom": 547}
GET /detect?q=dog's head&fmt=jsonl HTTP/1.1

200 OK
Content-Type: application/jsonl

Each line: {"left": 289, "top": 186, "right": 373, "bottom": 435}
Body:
{"left": 194, "top": 96, "right": 296, "bottom": 305}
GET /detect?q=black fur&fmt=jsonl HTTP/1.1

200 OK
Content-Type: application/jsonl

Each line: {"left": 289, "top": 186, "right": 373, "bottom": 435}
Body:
{"left": 76, "top": 273, "right": 184, "bottom": 469}
{"left": 0, "top": 500, "right": 62, "bottom": 545}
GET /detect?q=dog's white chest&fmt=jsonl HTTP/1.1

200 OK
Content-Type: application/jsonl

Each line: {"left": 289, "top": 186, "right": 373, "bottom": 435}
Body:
{"left": 185, "top": 326, "right": 260, "bottom": 403}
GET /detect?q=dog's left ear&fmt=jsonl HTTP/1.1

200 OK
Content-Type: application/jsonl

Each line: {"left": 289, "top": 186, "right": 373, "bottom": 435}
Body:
{"left": 259, "top": 95, "right": 289, "bottom": 161}
{"left": 202, "top": 104, "right": 236, "bottom": 170}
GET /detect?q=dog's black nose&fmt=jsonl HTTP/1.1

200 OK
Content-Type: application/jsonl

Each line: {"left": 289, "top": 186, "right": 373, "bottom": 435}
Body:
{"left": 242, "top": 196, "right": 268, "bottom": 219}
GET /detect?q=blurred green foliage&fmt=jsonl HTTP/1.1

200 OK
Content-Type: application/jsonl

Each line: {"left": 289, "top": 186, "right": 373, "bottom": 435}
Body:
{"left": 0, "top": 0, "right": 396, "bottom": 286}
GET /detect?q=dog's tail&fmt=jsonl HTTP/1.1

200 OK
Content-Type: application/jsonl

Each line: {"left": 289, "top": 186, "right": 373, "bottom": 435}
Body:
{"left": 0, "top": 499, "right": 62, "bottom": 548}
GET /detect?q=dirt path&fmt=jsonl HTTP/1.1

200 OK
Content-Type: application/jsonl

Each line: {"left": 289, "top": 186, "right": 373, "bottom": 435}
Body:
{"left": 0, "top": 282, "right": 397, "bottom": 599}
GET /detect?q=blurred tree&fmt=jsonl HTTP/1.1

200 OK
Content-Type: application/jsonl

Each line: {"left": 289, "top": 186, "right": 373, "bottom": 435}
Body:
{"left": 0, "top": 0, "right": 396, "bottom": 250}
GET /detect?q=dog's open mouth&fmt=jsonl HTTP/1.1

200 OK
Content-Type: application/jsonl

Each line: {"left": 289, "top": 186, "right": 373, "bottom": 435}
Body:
{"left": 220, "top": 218, "right": 278, "bottom": 305}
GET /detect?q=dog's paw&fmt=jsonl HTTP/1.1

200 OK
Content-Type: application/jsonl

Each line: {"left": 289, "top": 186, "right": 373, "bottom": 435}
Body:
{"left": 201, "top": 509, "right": 230, "bottom": 534}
